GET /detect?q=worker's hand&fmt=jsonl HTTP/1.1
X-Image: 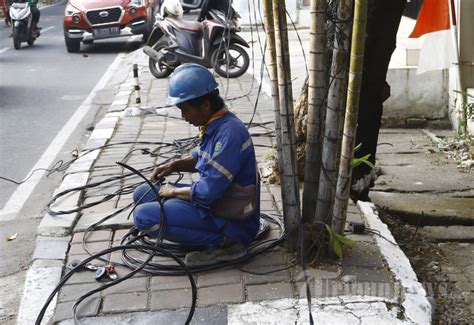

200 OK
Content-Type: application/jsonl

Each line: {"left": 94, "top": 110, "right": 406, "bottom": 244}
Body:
{"left": 151, "top": 162, "right": 174, "bottom": 183}
{"left": 159, "top": 183, "right": 176, "bottom": 199}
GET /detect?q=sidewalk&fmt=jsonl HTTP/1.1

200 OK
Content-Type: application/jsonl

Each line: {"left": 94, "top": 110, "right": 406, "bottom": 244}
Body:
{"left": 13, "top": 48, "right": 432, "bottom": 324}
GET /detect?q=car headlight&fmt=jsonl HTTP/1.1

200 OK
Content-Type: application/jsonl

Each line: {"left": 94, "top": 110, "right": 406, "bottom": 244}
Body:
{"left": 128, "top": 0, "right": 144, "bottom": 7}
{"left": 65, "top": 3, "right": 80, "bottom": 16}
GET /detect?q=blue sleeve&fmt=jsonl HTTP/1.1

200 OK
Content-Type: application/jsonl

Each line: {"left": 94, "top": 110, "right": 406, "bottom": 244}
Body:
{"left": 190, "top": 131, "right": 243, "bottom": 208}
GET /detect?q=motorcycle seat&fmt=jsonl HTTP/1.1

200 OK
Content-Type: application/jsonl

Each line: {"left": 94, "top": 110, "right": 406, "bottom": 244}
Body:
{"left": 168, "top": 17, "right": 203, "bottom": 32}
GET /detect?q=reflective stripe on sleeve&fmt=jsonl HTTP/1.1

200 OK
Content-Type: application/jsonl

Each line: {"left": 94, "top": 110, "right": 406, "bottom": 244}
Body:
{"left": 196, "top": 148, "right": 234, "bottom": 182}
{"left": 240, "top": 137, "right": 253, "bottom": 153}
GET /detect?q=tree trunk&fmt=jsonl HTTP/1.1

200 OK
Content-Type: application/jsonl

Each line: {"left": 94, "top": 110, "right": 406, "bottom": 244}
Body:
{"left": 262, "top": 0, "right": 283, "bottom": 181}
{"left": 272, "top": 0, "right": 301, "bottom": 252}
{"left": 332, "top": 0, "right": 368, "bottom": 235}
{"left": 294, "top": 77, "right": 308, "bottom": 178}
{"left": 315, "top": 0, "right": 353, "bottom": 225}
{"left": 302, "top": 0, "right": 328, "bottom": 224}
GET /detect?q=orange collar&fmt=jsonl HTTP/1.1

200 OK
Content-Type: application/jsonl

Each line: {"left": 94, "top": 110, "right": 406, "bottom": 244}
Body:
{"left": 198, "top": 108, "right": 229, "bottom": 138}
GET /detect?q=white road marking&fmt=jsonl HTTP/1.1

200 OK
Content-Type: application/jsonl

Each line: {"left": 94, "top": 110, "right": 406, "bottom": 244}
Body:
{"left": 0, "top": 52, "right": 126, "bottom": 221}
{"left": 41, "top": 26, "right": 55, "bottom": 34}
{"left": 0, "top": 47, "right": 9, "bottom": 54}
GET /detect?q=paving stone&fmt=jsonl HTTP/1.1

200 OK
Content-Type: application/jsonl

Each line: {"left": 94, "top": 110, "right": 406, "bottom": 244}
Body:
{"left": 198, "top": 283, "right": 244, "bottom": 306}
{"left": 95, "top": 117, "right": 119, "bottom": 130}
{"left": 89, "top": 128, "right": 114, "bottom": 140}
{"left": 66, "top": 254, "right": 109, "bottom": 267}
{"left": 33, "top": 236, "right": 71, "bottom": 260}
{"left": 291, "top": 265, "right": 341, "bottom": 283}
{"left": 67, "top": 270, "right": 102, "bottom": 284}
{"left": 112, "top": 265, "right": 149, "bottom": 278}
{"left": 75, "top": 210, "right": 133, "bottom": 231}
{"left": 341, "top": 266, "right": 391, "bottom": 283}
{"left": 69, "top": 241, "right": 112, "bottom": 256}
{"left": 61, "top": 173, "right": 90, "bottom": 189}
{"left": 243, "top": 268, "right": 291, "bottom": 285}
{"left": 341, "top": 242, "right": 385, "bottom": 269}
{"left": 197, "top": 269, "right": 242, "bottom": 288}
{"left": 150, "top": 275, "right": 195, "bottom": 291}
{"left": 59, "top": 283, "right": 101, "bottom": 302}
{"left": 38, "top": 212, "right": 79, "bottom": 236}
{"left": 102, "top": 292, "right": 148, "bottom": 313}
{"left": 103, "top": 277, "right": 148, "bottom": 295}
{"left": 113, "top": 229, "right": 131, "bottom": 241}
{"left": 150, "top": 288, "right": 193, "bottom": 310}
{"left": 53, "top": 297, "right": 101, "bottom": 322}
{"left": 83, "top": 138, "right": 108, "bottom": 151}
{"left": 72, "top": 230, "right": 112, "bottom": 244}
{"left": 50, "top": 190, "right": 81, "bottom": 212}
{"left": 243, "top": 250, "right": 288, "bottom": 270}
{"left": 246, "top": 282, "right": 294, "bottom": 301}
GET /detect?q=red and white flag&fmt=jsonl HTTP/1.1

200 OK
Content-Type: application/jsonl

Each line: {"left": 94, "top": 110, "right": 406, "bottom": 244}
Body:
{"left": 409, "top": 0, "right": 458, "bottom": 74}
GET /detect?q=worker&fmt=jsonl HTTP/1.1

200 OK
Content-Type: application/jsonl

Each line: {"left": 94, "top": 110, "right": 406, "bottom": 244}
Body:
{"left": 132, "top": 63, "right": 260, "bottom": 266}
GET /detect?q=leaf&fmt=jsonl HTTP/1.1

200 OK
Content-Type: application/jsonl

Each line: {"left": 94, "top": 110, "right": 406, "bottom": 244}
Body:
{"left": 6, "top": 233, "right": 17, "bottom": 241}
{"left": 333, "top": 232, "right": 356, "bottom": 247}
{"left": 352, "top": 154, "right": 375, "bottom": 169}
{"left": 331, "top": 237, "right": 343, "bottom": 258}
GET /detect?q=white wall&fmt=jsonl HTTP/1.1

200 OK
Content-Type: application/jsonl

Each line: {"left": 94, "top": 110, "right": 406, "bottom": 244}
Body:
{"left": 385, "top": 68, "right": 448, "bottom": 120}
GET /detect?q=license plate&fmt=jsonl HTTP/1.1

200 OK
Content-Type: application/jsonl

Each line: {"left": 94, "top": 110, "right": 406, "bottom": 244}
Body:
{"left": 93, "top": 27, "right": 120, "bottom": 38}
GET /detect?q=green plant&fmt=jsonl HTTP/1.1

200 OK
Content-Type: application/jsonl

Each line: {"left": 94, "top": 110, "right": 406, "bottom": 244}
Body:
{"left": 324, "top": 223, "right": 356, "bottom": 257}
{"left": 351, "top": 143, "right": 375, "bottom": 169}
{"left": 453, "top": 90, "right": 474, "bottom": 136}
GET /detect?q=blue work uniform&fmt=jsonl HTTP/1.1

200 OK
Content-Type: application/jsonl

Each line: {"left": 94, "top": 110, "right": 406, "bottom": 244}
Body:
{"left": 133, "top": 112, "right": 260, "bottom": 249}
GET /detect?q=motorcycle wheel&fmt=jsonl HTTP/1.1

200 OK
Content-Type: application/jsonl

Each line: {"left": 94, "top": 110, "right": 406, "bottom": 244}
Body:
{"left": 148, "top": 40, "right": 173, "bottom": 79}
{"left": 27, "top": 37, "right": 35, "bottom": 46}
{"left": 212, "top": 44, "right": 249, "bottom": 78}
{"left": 13, "top": 28, "right": 21, "bottom": 50}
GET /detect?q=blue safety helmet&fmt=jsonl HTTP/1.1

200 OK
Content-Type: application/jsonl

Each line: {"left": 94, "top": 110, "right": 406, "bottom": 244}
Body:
{"left": 167, "top": 63, "right": 219, "bottom": 106}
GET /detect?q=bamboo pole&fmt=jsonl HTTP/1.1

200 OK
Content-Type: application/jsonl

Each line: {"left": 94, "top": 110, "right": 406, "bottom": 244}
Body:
{"left": 262, "top": 0, "right": 283, "bottom": 165}
{"left": 315, "top": 0, "right": 353, "bottom": 225}
{"left": 302, "top": 0, "right": 327, "bottom": 224}
{"left": 272, "top": 0, "right": 301, "bottom": 252}
{"left": 332, "top": 0, "right": 368, "bottom": 235}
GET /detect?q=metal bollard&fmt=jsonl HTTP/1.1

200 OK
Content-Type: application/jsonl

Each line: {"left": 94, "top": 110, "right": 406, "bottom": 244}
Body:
{"left": 133, "top": 63, "right": 141, "bottom": 104}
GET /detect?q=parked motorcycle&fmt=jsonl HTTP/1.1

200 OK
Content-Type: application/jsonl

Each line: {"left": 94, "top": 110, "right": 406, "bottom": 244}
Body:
{"left": 143, "top": 8, "right": 249, "bottom": 79}
{"left": 9, "top": 0, "right": 39, "bottom": 49}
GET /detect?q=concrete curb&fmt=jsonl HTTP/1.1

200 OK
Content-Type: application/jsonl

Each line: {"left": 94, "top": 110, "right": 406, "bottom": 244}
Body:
{"left": 358, "top": 201, "right": 432, "bottom": 324}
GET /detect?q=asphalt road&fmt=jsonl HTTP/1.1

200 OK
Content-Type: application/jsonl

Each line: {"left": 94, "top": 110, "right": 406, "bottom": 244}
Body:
{"left": 0, "top": 1, "right": 142, "bottom": 210}
{"left": 0, "top": 2, "right": 142, "bottom": 323}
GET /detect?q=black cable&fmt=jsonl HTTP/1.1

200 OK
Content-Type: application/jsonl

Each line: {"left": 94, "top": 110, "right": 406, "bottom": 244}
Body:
{"left": 35, "top": 245, "right": 197, "bottom": 325}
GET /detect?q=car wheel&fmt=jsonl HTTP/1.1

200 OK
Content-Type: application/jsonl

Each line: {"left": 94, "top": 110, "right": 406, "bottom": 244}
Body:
{"left": 148, "top": 39, "right": 173, "bottom": 78}
{"left": 64, "top": 34, "right": 80, "bottom": 53}
{"left": 212, "top": 44, "right": 250, "bottom": 78}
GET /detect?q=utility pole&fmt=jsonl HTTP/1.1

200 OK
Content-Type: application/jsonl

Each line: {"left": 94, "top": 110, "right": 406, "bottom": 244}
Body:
{"left": 272, "top": 0, "right": 301, "bottom": 252}
{"left": 315, "top": 0, "right": 353, "bottom": 225}
{"left": 302, "top": 0, "right": 328, "bottom": 224}
{"left": 332, "top": 0, "right": 368, "bottom": 235}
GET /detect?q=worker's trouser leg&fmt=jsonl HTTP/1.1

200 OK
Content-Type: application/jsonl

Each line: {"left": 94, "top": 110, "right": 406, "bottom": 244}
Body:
{"left": 132, "top": 183, "right": 224, "bottom": 248}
